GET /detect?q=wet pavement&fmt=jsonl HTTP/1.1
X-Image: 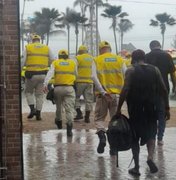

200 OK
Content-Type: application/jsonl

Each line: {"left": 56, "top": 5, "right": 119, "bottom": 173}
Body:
{"left": 20, "top": 91, "right": 176, "bottom": 112}
{"left": 23, "top": 128, "right": 176, "bottom": 180}
{"left": 22, "top": 92, "right": 176, "bottom": 180}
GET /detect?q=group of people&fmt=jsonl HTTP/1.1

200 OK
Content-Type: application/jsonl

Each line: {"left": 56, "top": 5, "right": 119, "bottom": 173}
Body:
{"left": 21, "top": 34, "right": 176, "bottom": 176}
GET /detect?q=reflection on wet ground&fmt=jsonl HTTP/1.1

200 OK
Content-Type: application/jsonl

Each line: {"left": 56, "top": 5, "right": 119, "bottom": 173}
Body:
{"left": 23, "top": 128, "right": 176, "bottom": 180}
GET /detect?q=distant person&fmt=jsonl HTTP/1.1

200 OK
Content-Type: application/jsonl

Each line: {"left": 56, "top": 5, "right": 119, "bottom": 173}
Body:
{"left": 116, "top": 49, "right": 170, "bottom": 176}
{"left": 21, "top": 34, "right": 54, "bottom": 120}
{"left": 92, "top": 41, "right": 127, "bottom": 155}
{"left": 124, "top": 52, "right": 132, "bottom": 68}
{"left": 74, "top": 45, "right": 94, "bottom": 123}
{"left": 145, "top": 40, "right": 176, "bottom": 145}
{"left": 120, "top": 50, "right": 132, "bottom": 68}
{"left": 43, "top": 50, "right": 77, "bottom": 137}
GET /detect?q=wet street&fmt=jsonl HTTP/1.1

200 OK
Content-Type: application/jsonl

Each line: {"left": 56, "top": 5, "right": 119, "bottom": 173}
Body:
{"left": 23, "top": 128, "right": 176, "bottom": 180}
{"left": 22, "top": 93, "right": 176, "bottom": 180}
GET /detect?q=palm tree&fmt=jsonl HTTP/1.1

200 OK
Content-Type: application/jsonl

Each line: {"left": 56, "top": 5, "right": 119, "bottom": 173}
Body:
{"left": 55, "top": 8, "right": 74, "bottom": 55}
{"left": 68, "top": 10, "right": 88, "bottom": 54}
{"left": 74, "top": 0, "right": 105, "bottom": 11}
{"left": 21, "top": 0, "right": 35, "bottom": 51}
{"left": 117, "top": 19, "right": 134, "bottom": 51}
{"left": 73, "top": 0, "right": 104, "bottom": 45}
{"left": 101, "top": 4, "right": 128, "bottom": 54}
{"left": 150, "top": 13, "right": 176, "bottom": 49}
{"left": 32, "top": 8, "right": 63, "bottom": 45}
{"left": 73, "top": 0, "right": 85, "bottom": 44}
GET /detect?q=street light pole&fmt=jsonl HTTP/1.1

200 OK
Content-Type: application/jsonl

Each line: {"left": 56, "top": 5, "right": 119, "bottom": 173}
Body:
{"left": 96, "top": 0, "right": 99, "bottom": 56}
{"left": 21, "top": 0, "right": 26, "bottom": 52}
{"left": 90, "top": 0, "right": 93, "bottom": 55}
{"left": 21, "top": 0, "right": 34, "bottom": 52}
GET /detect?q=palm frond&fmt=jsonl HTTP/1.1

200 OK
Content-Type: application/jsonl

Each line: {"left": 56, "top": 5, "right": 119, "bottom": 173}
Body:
{"left": 167, "top": 17, "right": 176, "bottom": 25}
{"left": 117, "top": 19, "right": 133, "bottom": 33}
{"left": 118, "top": 12, "right": 128, "bottom": 18}
{"left": 101, "top": 13, "right": 110, "bottom": 18}
{"left": 73, "top": 0, "right": 82, "bottom": 7}
{"left": 150, "top": 19, "right": 158, "bottom": 26}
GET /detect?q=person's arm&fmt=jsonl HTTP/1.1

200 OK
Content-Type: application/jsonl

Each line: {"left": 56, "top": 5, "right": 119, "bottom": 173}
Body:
{"left": 122, "top": 62, "right": 127, "bottom": 77}
{"left": 48, "top": 48, "right": 55, "bottom": 65}
{"left": 167, "top": 54, "right": 176, "bottom": 93}
{"left": 116, "top": 68, "right": 133, "bottom": 115}
{"left": 74, "top": 56, "right": 78, "bottom": 66}
{"left": 74, "top": 60, "right": 78, "bottom": 78}
{"left": 43, "top": 64, "right": 55, "bottom": 92}
{"left": 156, "top": 67, "right": 170, "bottom": 120}
{"left": 170, "top": 72, "right": 176, "bottom": 93}
{"left": 91, "top": 61, "right": 107, "bottom": 95}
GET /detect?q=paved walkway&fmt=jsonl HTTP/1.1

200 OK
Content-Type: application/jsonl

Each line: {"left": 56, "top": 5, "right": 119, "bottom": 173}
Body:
{"left": 22, "top": 92, "right": 176, "bottom": 180}
{"left": 23, "top": 128, "right": 176, "bottom": 180}
{"left": 21, "top": 92, "right": 176, "bottom": 113}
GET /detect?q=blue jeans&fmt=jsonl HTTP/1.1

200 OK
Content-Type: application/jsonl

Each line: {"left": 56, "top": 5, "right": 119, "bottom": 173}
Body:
{"left": 157, "top": 98, "right": 166, "bottom": 141}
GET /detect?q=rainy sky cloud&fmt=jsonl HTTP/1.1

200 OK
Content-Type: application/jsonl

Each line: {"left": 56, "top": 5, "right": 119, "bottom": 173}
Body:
{"left": 20, "top": 0, "right": 176, "bottom": 54}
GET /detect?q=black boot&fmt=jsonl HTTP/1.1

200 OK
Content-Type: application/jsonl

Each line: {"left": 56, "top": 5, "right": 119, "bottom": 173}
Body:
{"left": 36, "top": 110, "right": 42, "bottom": 121}
{"left": 97, "top": 130, "right": 106, "bottom": 154}
{"left": 67, "top": 123, "right": 73, "bottom": 137}
{"left": 74, "top": 108, "right": 83, "bottom": 120}
{"left": 84, "top": 111, "right": 90, "bottom": 123}
{"left": 55, "top": 119, "right": 62, "bottom": 129}
{"left": 27, "top": 105, "right": 36, "bottom": 119}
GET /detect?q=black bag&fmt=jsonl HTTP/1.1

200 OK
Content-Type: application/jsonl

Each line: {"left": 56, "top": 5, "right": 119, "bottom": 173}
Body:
{"left": 107, "top": 114, "right": 132, "bottom": 151}
{"left": 25, "top": 70, "right": 47, "bottom": 79}
{"left": 46, "top": 88, "right": 55, "bottom": 104}
{"left": 25, "top": 71, "right": 33, "bottom": 79}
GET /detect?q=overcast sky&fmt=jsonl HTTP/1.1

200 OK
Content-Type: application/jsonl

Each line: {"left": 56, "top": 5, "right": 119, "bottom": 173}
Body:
{"left": 20, "top": 0, "right": 176, "bottom": 55}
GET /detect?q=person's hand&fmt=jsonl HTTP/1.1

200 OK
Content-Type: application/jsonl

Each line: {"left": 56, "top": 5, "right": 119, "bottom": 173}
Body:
{"left": 165, "top": 109, "right": 170, "bottom": 121}
{"left": 104, "top": 93, "right": 112, "bottom": 102}
{"left": 43, "top": 86, "right": 48, "bottom": 94}
{"left": 172, "top": 86, "right": 175, "bottom": 94}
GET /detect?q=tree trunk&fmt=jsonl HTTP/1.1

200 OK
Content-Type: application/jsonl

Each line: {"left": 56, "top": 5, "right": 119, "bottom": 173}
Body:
{"left": 113, "top": 27, "right": 118, "bottom": 54}
{"left": 161, "top": 33, "right": 164, "bottom": 50}
{"left": 41, "top": 36, "right": 44, "bottom": 44}
{"left": 46, "top": 32, "right": 49, "bottom": 45}
{"left": 121, "top": 32, "right": 124, "bottom": 51}
{"left": 76, "top": 33, "right": 78, "bottom": 55}
{"left": 82, "top": 25, "right": 84, "bottom": 45}
{"left": 81, "top": 2, "right": 84, "bottom": 44}
{"left": 67, "top": 26, "right": 70, "bottom": 56}
{"left": 75, "top": 25, "right": 79, "bottom": 55}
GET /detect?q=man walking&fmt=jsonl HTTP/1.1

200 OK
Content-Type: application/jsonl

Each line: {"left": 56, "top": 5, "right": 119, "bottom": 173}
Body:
{"left": 43, "top": 50, "right": 77, "bottom": 137}
{"left": 92, "top": 41, "right": 126, "bottom": 155}
{"left": 116, "top": 49, "right": 169, "bottom": 176}
{"left": 145, "top": 40, "right": 176, "bottom": 145}
{"left": 22, "top": 34, "right": 53, "bottom": 120}
{"left": 74, "top": 45, "right": 94, "bottom": 123}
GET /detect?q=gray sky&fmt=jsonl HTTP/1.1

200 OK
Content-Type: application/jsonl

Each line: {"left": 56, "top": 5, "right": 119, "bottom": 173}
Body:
{"left": 20, "top": 0, "right": 176, "bottom": 54}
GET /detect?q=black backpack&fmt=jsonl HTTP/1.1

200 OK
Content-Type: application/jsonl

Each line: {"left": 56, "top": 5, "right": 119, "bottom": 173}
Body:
{"left": 107, "top": 114, "right": 132, "bottom": 151}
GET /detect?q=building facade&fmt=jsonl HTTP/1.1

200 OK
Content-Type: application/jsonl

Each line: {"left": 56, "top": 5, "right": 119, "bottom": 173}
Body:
{"left": 0, "top": 0, "right": 23, "bottom": 179}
